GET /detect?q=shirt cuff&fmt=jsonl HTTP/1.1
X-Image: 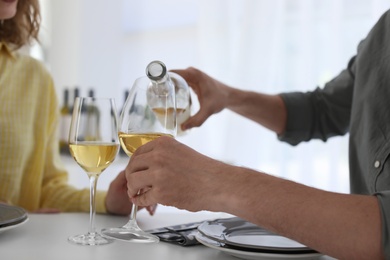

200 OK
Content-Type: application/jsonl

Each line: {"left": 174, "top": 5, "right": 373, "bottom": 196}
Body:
{"left": 278, "top": 92, "right": 313, "bottom": 145}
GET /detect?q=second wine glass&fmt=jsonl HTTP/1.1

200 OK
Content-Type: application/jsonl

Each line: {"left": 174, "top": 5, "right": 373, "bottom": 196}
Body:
{"left": 101, "top": 62, "right": 177, "bottom": 243}
{"left": 68, "top": 97, "right": 120, "bottom": 246}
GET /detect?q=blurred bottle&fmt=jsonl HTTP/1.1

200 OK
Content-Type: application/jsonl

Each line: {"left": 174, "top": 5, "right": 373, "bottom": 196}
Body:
{"left": 59, "top": 88, "right": 71, "bottom": 154}
{"left": 146, "top": 60, "right": 191, "bottom": 136}
{"left": 119, "top": 90, "right": 129, "bottom": 156}
{"left": 71, "top": 87, "right": 80, "bottom": 115}
{"left": 88, "top": 88, "right": 94, "bottom": 98}
{"left": 85, "top": 88, "right": 101, "bottom": 141}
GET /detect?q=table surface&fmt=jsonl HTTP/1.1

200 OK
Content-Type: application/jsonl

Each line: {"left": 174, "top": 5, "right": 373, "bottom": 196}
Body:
{"left": 0, "top": 206, "right": 335, "bottom": 260}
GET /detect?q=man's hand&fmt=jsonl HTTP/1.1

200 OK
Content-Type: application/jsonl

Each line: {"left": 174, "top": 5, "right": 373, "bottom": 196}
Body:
{"left": 106, "top": 170, "right": 157, "bottom": 215}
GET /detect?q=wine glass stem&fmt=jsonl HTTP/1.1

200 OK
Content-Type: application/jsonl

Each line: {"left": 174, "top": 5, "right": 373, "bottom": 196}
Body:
{"left": 122, "top": 193, "right": 139, "bottom": 229}
{"left": 88, "top": 174, "right": 98, "bottom": 235}
{"left": 129, "top": 203, "right": 138, "bottom": 222}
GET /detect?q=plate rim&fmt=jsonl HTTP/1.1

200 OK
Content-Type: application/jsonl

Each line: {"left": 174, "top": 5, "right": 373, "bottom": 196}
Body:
{"left": 0, "top": 204, "right": 28, "bottom": 226}
{"left": 197, "top": 217, "right": 315, "bottom": 253}
{"left": 0, "top": 216, "right": 29, "bottom": 233}
{"left": 195, "top": 232, "right": 322, "bottom": 259}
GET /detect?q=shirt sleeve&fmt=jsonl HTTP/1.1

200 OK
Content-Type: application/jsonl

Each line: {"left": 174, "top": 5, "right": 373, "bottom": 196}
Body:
{"left": 278, "top": 57, "right": 356, "bottom": 146}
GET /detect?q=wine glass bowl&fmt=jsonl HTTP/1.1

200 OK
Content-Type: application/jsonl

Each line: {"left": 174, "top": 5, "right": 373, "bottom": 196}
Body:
{"left": 68, "top": 97, "right": 119, "bottom": 246}
{"left": 101, "top": 61, "right": 177, "bottom": 243}
{"left": 68, "top": 143, "right": 118, "bottom": 175}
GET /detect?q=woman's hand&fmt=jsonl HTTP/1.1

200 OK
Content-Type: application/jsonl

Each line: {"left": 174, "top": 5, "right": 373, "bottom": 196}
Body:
{"left": 106, "top": 170, "right": 157, "bottom": 216}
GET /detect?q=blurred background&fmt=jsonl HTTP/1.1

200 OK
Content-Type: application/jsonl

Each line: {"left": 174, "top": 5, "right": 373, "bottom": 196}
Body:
{"left": 31, "top": 0, "right": 390, "bottom": 193}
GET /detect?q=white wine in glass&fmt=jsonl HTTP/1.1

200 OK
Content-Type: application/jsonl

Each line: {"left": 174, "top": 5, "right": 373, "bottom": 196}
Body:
{"left": 101, "top": 61, "right": 177, "bottom": 243}
{"left": 68, "top": 97, "right": 119, "bottom": 246}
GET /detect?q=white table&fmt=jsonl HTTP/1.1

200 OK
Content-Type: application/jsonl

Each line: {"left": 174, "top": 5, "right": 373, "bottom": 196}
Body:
{"left": 0, "top": 206, "right": 334, "bottom": 260}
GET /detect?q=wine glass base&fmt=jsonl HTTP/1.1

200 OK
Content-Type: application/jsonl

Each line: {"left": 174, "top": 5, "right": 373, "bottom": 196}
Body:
{"left": 68, "top": 232, "right": 114, "bottom": 246}
{"left": 101, "top": 227, "right": 159, "bottom": 243}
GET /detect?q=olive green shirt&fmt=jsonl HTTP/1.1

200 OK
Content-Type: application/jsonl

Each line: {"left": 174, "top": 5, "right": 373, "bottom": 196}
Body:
{"left": 279, "top": 9, "right": 390, "bottom": 257}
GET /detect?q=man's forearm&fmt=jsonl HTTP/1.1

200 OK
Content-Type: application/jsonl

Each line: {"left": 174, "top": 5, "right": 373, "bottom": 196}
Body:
{"left": 226, "top": 89, "right": 287, "bottom": 135}
{"left": 216, "top": 167, "right": 383, "bottom": 259}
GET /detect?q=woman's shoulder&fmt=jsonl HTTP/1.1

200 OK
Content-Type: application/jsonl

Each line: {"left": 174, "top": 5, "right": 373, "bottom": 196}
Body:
{"left": 9, "top": 46, "right": 48, "bottom": 73}
{"left": 13, "top": 51, "right": 56, "bottom": 95}
{"left": 16, "top": 52, "right": 50, "bottom": 75}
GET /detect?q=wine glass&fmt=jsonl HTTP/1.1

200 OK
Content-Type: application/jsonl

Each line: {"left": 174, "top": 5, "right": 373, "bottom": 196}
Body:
{"left": 68, "top": 97, "right": 119, "bottom": 246}
{"left": 101, "top": 74, "right": 177, "bottom": 243}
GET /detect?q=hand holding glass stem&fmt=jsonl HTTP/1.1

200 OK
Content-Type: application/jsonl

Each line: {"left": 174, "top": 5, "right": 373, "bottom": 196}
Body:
{"left": 101, "top": 61, "right": 177, "bottom": 243}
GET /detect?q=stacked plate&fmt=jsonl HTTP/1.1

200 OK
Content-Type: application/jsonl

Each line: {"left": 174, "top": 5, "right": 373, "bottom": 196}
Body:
{"left": 196, "top": 217, "right": 322, "bottom": 260}
{"left": 0, "top": 204, "right": 28, "bottom": 233}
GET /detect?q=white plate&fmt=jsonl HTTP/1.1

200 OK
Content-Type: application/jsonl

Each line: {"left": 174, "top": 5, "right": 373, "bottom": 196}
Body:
{"left": 197, "top": 217, "right": 315, "bottom": 253}
{"left": 0, "top": 217, "right": 29, "bottom": 234}
{"left": 196, "top": 232, "right": 322, "bottom": 260}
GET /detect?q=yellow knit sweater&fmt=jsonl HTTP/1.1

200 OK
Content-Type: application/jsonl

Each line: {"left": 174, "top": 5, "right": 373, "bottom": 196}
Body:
{"left": 0, "top": 43, "right": 107, "bottom": 213}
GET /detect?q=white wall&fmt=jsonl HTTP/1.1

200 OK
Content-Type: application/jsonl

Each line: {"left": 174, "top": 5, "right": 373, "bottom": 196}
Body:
{"left": 39, "top": 0, "right": 390, "bottom": 193}
{"left": 46, "top": 0, "right": 198, "bottom": 105}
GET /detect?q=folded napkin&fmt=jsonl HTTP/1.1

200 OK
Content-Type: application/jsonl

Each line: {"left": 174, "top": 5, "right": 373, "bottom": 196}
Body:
{"left": 146, "top": 221, "right": 204, "bottom": 246}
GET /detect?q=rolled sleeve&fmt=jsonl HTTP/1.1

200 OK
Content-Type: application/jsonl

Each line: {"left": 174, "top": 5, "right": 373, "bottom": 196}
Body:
{"left": 278, "top": 64, "right": 353, "bottom": 146}
{"left": 278, "top": 92, "right": 314, "bottom": 146}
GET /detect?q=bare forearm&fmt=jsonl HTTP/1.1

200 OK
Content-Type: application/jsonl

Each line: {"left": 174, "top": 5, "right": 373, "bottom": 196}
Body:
{"left": 125, "top": 136, "right": 384, "bottom": 258}
{"left": 215, "top": 168, "right": 383, "bottom": 259}
{"left": 226, "top": 88, "right": 287, "bottom": 135}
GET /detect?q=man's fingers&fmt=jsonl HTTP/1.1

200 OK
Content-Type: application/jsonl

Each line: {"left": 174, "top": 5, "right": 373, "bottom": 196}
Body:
{"left": 126, "top": 170, "right": 152, "bottom": 198}
{"left": 170, "top": 68, "right": 196, "bottom": 84}
{"left": 131, "top": 190, "right": 154, "bottom": 207}
{"left": 146, "top": 204, "right": 158, "bottom": 216}
{"left": 182, "top": 110, "right": 208, "bottom": 129}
